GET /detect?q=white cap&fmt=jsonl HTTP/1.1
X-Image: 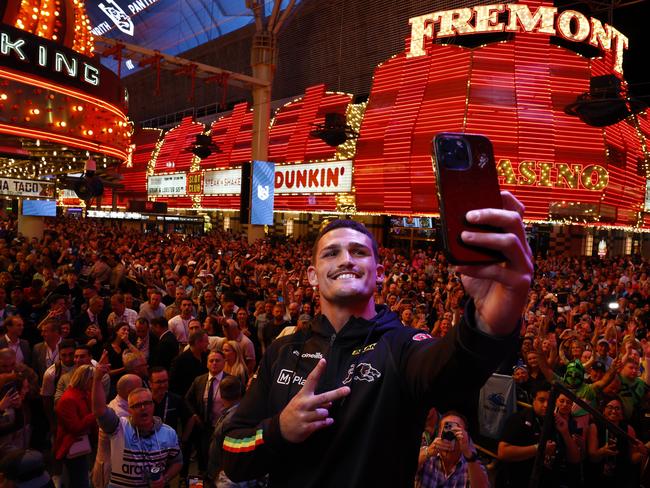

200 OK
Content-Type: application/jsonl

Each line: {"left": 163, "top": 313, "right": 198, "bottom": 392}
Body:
{"left": 85, "top": 158, "right": 96, "bottom": 172}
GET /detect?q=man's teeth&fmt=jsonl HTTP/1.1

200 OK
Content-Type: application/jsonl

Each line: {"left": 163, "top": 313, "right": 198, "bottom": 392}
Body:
{"left": 336, "top": 273, "right": 357, "bottom": 280}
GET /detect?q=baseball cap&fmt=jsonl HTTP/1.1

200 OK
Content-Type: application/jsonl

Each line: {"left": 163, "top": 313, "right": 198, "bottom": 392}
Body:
{"left": 592, "top": 360, "right": 606, "bottom": 372}
{"left": 597, "top": 338, "right": 609, "bottom": 347}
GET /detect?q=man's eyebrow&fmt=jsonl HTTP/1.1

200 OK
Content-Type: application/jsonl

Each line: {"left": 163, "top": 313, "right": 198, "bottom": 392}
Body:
{"left": 320, "top": 241, "right": 371, "bottom": 253}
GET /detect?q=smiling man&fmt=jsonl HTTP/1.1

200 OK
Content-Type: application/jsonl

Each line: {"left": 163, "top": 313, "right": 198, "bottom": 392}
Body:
{"left": 222, "top": 192, "right": 533, "bottom": 487}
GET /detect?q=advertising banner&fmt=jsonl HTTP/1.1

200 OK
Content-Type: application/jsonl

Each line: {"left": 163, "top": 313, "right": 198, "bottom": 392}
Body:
{"left": 251, "top": 161, "right": 275, "bottom": 225}
{"left": 147, "top": 173, "right": 187, "bottom": 196}
{"left": 0, "top": 177, "right": 54, "bottom": 198}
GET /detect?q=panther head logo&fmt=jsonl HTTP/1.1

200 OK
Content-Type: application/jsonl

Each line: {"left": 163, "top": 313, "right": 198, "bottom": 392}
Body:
{"left": 342, "top": 362, "right": 381, "bottom": 385}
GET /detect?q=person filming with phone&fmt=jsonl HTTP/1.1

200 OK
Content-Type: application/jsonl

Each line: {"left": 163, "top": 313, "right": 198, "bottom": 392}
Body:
{"left": 222, "top": 180, "right": 534, "bottom": 486}
{"left": 416, "top": 411, "right": 488, "bottom": 488}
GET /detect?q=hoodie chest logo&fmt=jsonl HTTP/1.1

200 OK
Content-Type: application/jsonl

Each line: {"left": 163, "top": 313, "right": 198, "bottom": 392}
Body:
{"left": 342, "top": 362, "right": 381, "bottom": 385}
{"left": 351, "top": 342, "right": 377, "bottom": 356}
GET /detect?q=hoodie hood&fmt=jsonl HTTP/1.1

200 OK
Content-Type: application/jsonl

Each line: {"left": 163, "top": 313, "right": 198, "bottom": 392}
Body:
{"left": 310, "top": 304, "right": 402, "bottom": 345}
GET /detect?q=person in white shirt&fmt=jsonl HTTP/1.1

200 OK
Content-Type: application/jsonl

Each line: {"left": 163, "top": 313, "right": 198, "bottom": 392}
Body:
{"left": 107, "top": 293, "right": 138, "bottom": 331}
{"left": 168, "top": 298, "right": 196, "bottom": 345}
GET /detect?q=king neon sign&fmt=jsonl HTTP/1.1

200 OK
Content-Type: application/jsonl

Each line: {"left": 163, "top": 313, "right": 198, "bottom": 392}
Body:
{"left": 408, "top": 3, "right": 628, "bottom": 73}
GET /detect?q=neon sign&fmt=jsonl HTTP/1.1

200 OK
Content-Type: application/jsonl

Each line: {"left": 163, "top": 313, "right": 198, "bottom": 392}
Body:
{"left": 496, "top": 160, "right": 609, "bottom": 191}
{"left": 408, "top": 4, "right": 628, "bottom": 73}
{"left": 0, "top": 28, "right": 100, "bottom": 86}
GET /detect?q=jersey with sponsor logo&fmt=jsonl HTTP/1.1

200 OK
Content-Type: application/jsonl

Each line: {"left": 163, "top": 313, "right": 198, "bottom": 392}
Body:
{"left": 99, "top": 413, "right": 181, "bottom": 488}
{"left": 222, "top": 301, "right": 518, "bottom": 487}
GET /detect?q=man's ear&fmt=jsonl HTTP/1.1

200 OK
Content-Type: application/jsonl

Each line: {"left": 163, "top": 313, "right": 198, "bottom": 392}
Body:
{"left": 307, "top": 265, "right": 318, "bottom": 287}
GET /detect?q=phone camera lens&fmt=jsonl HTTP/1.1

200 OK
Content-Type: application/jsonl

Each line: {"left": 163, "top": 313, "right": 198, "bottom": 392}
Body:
{"left": 439, "top": 137, "right": 470, "bottom": 170}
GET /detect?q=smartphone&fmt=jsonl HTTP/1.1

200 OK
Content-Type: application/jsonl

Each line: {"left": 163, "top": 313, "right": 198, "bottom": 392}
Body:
{"left": 432, "top": 132, "right": 504, "bottom": 264}
{"left": 441, "top": 421, "right": 457, "bottom": 441}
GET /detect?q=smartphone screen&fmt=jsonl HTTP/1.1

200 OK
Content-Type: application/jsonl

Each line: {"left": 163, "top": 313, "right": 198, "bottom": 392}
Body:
{"left": 432, "top": 133, "right": 504, "bottom": 264}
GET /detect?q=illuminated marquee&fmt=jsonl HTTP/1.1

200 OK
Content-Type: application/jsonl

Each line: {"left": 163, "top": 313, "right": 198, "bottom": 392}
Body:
{"left": 408, "top": 3, "right": 628, "bottom": 73}
{"left": 496, "top": 160, "right": 609, "bottom": 191}
{"left": 0, "top": 28, "right": 100, "bottom": 86}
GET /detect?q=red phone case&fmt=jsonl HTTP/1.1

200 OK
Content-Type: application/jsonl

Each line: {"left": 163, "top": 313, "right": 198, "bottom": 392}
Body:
{"left": 433, "top": 133, "right": 504, "bottom": 265}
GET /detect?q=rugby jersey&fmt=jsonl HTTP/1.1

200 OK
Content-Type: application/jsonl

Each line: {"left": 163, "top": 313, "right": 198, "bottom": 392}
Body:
{"left": 98, "top": 410, "right": 182, "bottom": 488}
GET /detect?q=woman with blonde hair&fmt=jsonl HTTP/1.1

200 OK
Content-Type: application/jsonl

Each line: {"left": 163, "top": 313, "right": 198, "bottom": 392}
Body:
{"left": 54, "top": 364, "right": 96, "bottom": 488}
{"left": 222, "top": 340, "right": 248, "bottom": 389}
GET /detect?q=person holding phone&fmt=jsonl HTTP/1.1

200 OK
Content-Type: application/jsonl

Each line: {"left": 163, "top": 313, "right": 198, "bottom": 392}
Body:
{"left": 223, "top": 196, "right": 533, "bottom": 487}
{"left": 417, "top": 411, "right": 488, "bottom": 488}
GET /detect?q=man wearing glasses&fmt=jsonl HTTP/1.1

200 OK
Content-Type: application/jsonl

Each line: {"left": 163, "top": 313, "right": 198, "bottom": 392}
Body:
{"left": 92, "top": 351, "right": 182, "bottom": 488}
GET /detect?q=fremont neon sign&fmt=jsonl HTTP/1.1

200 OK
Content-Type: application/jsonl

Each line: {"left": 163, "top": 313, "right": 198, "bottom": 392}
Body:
{"left": 408, "top": 4, "right": 628, "bottom": 73}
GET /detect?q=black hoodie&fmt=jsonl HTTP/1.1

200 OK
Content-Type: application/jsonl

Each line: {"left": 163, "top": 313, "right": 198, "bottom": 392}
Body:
{"left": 223, "top": 301, "right": 517, "bottom": 487}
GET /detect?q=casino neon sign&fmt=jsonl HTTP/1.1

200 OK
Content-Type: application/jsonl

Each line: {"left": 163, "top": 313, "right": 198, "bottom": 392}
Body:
{"left": 496, "top": 160, "right": 609, "bottom": 191}
{"left": 408, "top": 3, "right": 628, "bottom": 73}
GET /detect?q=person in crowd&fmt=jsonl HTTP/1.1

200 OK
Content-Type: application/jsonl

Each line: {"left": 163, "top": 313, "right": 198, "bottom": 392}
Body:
{"left": 261, "top": 303, "right": 290, "bottom": 352}
{"left": 221, "top": 340, "right": 248, "bottom": 389}
{"left": 54, "top": 364, "right": 96, "bottom": 488}
{"left": 92, "top": 374, "right": 142, "bottom": 488}
{"left": 104, "top": 324, "right": 132, "bottom": 388}
{"left": 91, "top": 352, "right": 182, "bottom": 488}
{"left": 54, "top": 345, "right": 109, "bottom": 405}
{"left": 0, "top": 317, "right": 31, "bottom": 366}
{"left": 183, "top": 350, "right": 226, "bottom": 479}
{"left": 218, "top": 319, "right": 255, "bottom": 374}
{"left": 197, "top": 289, "right": 218, "bottom": 323}
{"left": 498, "top": 382, "right": 581, "bottom": 487}
{"left": 150, "top": 367, "right": 184, "bottom": 432}
{"left": 222, "top": 197, "right": 533, "bottom": 487}
{"left": 164, "top": 288, "right": 187, "bottom": 322}
{"left": 149, "top": 317, "right": 179, "bottom": 371}
{"left": 587, "top": 396, "right": 645, "bottom": 487}
{"left": 161, "top": 280, "right": 177, "bottom": 307}
{"left": 40, "top": 339, "right": 76, "bottom": 430}
{"left": 168, "top": 298, "right": 196, "bottom": 345}
{"left": 0, "top": 372, "right": 30, "bottom": 450}
{"left": 73, "top": 296, "right": 107, "bottom": 341}
{"left": 32, "top": 319, "right": 62, "bottom": 382}
{"left": 138, "top": 291, "right": 165, "bottom": 322}
{"left": 0, "top": 287, "right": 16, "bottom": 329}
{"left": 106, "top": 294, "right": 138, "bottom": 331}
{"left": 0, "top": 448, "right": 54, "bottom": 487}
{"left": 417, "top": 411, "right": 488, "bottom": 488}
{"left": 133, "top": 317, "right": 157, "bottom": 364}
{"left": 169, "top": 330, "right": 208, "bottom": 397}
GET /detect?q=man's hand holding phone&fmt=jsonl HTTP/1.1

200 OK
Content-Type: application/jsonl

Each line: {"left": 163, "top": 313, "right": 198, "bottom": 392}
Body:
{"left": 455, "top": 191, "right": 534, "bottom": 336}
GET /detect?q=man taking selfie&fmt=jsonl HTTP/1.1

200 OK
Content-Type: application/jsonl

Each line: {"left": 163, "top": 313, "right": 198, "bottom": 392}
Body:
{"left": 223, "top": 192, "right": 533, "bottom": 487}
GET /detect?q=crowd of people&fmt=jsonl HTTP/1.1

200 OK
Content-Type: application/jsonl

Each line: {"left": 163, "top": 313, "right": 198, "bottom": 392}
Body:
{"left": 0, "top": 212, "right": 649, "bottom": 487}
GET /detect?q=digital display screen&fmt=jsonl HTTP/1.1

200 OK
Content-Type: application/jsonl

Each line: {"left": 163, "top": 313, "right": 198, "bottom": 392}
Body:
{"left": 22, "top": 200, "right": 57, "bottom": 217}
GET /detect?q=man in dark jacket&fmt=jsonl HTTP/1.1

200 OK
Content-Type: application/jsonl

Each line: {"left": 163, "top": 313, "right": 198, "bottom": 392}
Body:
{"left": 149, "top": 317, "right": 178, "bottom": 371}
{"left": 222, "top": 192, "right": 533, "bottom": 487}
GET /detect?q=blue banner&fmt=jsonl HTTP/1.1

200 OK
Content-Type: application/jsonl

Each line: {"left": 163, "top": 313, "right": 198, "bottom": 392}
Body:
{"left": 250, "top": 161, "right": 275, "bottom": 225}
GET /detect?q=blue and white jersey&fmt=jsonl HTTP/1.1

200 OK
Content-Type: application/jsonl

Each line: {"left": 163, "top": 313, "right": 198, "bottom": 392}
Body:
{"left": 101, "top": 414, "right": 181, "bottom": 488}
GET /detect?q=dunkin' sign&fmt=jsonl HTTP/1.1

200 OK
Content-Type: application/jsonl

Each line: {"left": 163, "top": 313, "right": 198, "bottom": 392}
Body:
{"left": 201, "top": 161, "right": 353, "bottom": 195}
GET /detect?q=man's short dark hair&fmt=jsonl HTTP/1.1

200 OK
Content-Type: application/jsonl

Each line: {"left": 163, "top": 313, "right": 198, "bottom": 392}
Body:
{"left": 531, "top": 381, "right": 552, "bottom": 399}
{"left": 188, "top": 329, "right": 207, "bottom": 346}
{"left": 312, "top": 219, "right": 379, "bottom": 264}
{"left": 149, "top": 366, "right": 168, "bottom": 376}
{"left": 74, "top": 344, "right": 91, "bottom": 354}
{"left": 59, "top": 339, "right": 77, "bottom": 351}
{"left": 219, "top": 376, "right": 242, "bottom": 402}
{"left": 150, "top": 317, "right": 168, "bottom": 330}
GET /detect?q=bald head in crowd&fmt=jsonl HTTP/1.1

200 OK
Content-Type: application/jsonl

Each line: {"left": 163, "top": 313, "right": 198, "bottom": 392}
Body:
{"left": 116, "top": 374, "right": 143, "bottom": 400}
